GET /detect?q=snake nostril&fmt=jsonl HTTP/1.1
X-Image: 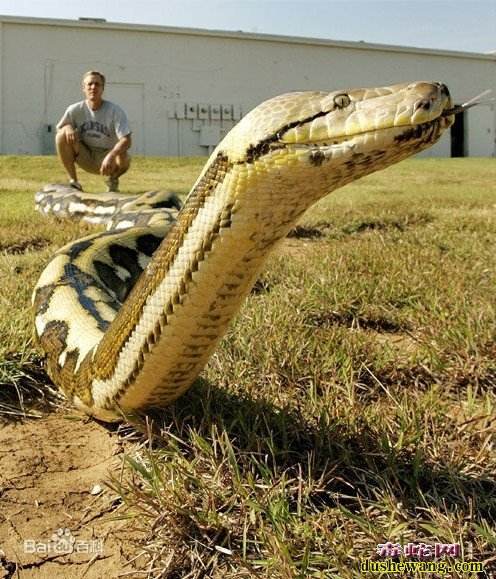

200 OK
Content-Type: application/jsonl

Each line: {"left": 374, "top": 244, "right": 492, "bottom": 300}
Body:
{"left": 414, "top": 99, "right": 431, "bottom": 112}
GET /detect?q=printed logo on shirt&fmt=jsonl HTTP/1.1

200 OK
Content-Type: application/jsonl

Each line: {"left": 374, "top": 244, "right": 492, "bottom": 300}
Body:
{"left": 80, "top": 121, "right": 112, "bottom": 139}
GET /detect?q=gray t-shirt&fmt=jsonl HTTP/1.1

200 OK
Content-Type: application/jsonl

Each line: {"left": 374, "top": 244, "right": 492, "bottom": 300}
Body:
{"left": 57, "top": 100, "right": 131, "bottom": 150}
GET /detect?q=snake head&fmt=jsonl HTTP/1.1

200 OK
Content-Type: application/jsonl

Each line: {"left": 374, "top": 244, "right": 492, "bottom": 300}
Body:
{"left": 219, "top": 81, "right": 454, "bottom": 166}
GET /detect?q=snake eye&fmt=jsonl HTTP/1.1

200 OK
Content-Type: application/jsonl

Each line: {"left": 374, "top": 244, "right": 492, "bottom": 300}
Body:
{"left": 333, "top": 93, "right": 351, "bottom": 109}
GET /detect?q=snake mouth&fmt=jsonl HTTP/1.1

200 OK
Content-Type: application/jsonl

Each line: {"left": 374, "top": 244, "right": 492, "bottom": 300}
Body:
{"left": 287, "top": 112, "right": 452, "bottom": 155}
{"left": 274, "top": 114, "right": 451, "bottom": 170}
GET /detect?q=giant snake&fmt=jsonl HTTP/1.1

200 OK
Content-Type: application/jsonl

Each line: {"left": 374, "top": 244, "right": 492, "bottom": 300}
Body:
{"left": 33, "top": 81, "right": 455, "bottom": 422}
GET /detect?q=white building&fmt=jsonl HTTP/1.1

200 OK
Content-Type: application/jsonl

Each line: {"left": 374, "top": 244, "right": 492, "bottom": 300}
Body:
{"left": 0, "top": 15, "right": 494, "bottom": 157}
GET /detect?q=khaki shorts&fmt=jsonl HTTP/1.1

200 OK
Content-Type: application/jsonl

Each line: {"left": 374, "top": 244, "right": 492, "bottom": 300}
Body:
{"left": 75, "top": 142, "right": 109, "bottom": 175}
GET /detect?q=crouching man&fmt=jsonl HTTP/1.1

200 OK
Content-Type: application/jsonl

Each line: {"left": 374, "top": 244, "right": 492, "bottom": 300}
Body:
{"left": 56, "top": 70, "right": 131, "bottom": 193}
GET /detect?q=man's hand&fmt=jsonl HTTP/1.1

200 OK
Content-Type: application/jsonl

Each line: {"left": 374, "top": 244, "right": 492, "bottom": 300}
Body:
{"left": 100, "top": 136, "right": 131, "bottom": 176}
{"left": 100, "top": 151, "right": 117, "bottom": 176}
{"left": 64, "top": 126, "right": 79, "bottom": 146}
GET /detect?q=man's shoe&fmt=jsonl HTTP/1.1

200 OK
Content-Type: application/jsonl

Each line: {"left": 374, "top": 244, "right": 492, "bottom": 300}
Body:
{"left": 106, "top": 177, "right": 119, "bottom": 193}
{"left": 69, "top": 180, "right": 83, "bottom": 192}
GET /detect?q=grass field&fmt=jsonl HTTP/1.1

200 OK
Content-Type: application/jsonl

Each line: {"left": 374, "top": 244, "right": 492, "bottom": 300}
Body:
{"left": 0, "top": 155, "right": 495, "bottom": 577}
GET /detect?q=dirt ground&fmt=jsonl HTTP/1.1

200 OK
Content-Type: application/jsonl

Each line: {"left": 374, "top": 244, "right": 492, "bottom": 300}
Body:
{"left": 0, "top": 411, "right": 145, "bottom": 578}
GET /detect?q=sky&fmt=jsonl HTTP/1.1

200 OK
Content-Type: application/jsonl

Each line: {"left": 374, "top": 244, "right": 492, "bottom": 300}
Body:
{"left": 0, "top": 0, "right": 494, "bottom": 54}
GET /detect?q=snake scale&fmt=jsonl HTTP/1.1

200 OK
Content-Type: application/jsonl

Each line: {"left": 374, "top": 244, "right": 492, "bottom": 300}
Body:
{"left": 33, "top": 81, "right": 454, "bottom": 422}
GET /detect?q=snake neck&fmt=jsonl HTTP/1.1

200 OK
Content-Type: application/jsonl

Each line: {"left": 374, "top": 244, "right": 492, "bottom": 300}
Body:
{"left": 78, "top": 152, "right": 284, "bottom": 413}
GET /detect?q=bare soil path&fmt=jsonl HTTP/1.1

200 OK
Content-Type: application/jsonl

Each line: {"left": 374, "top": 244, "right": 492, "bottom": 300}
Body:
{"left": 0, "top": 412, "right": 143, "bottom": 578}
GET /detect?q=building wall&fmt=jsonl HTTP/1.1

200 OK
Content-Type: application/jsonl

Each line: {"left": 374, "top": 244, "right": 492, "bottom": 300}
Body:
{"left": 0, "top": 17, "right": 495, "bottom": 157}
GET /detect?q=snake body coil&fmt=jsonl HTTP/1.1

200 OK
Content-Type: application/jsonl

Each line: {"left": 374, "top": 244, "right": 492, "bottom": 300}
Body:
{"left": 33, "top": 81, "right": 454, "bottom": 422}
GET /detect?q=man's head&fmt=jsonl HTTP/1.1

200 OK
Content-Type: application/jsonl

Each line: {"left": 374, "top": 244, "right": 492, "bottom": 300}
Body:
{"left": 82, "top": 71, "right": 105, "bottom": 108}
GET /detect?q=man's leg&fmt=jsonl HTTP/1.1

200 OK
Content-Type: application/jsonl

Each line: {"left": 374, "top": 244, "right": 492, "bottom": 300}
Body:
{"left": 55, "top": 126, "right": 80, "bottom": 184}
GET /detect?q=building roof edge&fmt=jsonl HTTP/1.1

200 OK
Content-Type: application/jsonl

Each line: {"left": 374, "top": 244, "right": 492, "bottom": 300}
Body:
{"left": 1, "top": 14, "right": 495, "bottom": 61}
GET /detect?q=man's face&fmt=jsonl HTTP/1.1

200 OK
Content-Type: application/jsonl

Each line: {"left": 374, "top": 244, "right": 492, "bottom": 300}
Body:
{"left": 82, "top": 75, "right": 104, "bottom": 103}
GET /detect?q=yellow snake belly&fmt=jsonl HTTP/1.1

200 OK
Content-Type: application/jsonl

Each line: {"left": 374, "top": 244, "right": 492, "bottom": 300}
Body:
{"left": 33, "top": 81, "right": 454, "bottom": 422}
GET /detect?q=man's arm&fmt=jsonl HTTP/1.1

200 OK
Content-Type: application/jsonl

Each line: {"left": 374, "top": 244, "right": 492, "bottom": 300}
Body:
{"left": 56, "top": 106, "right": 78, "bottom": 145}
{"left": 100, "top": 134, "right": 132, "bottom": 176}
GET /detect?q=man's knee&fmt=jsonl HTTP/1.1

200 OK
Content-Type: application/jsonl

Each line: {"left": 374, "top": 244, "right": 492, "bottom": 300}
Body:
{"left": 56, "top": 127, "right": 78, "bottom": 153}
{"left": 55, "top": 129, "right": 66, "bottom": 149}
{"left": 115, "top": 153, "right": 131, "bottom": 175}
